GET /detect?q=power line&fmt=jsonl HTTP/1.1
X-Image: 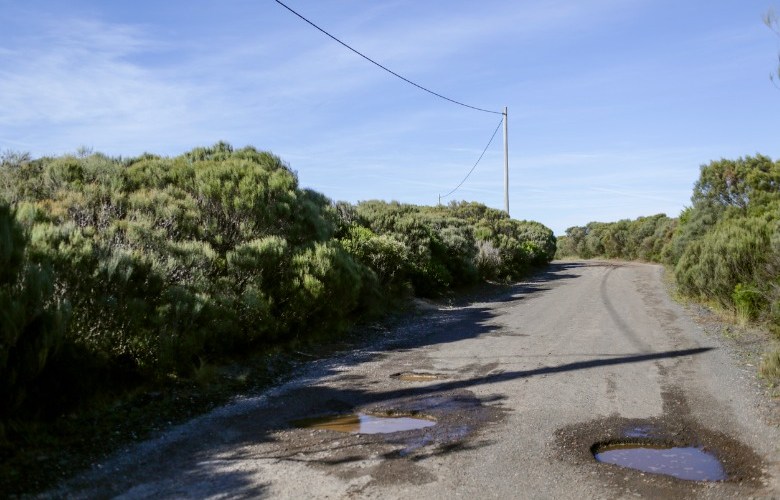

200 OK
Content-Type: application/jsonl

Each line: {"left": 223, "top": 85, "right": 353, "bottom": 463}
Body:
{"left": 274, "top": 0, "right": 502, "bottom": 115}
{"left": 440, "top": 116, "right": 504, "bottom": 200}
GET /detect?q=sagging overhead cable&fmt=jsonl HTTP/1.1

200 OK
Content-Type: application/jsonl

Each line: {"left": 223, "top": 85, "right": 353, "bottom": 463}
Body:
{"left": 440, "top": 116, "right": 504, "bottom": 200}
{"left": 274, "top": 0, "right": 502, "bottom": 115}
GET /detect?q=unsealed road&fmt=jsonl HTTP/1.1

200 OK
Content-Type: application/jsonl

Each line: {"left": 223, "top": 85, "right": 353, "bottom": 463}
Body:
{"left": 52, "top": 261, "right": 779, "bottom": 499}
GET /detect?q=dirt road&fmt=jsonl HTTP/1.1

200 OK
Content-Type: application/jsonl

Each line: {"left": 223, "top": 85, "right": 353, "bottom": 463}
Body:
{"left": 51, "top": 261, "right": 779, "bottom": 498}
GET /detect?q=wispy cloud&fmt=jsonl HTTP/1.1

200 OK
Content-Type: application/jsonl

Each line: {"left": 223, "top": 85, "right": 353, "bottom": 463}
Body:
{"left": 0, "top": 0, "right": 776, "bottom": 235}
{"left": 0, "top": 17, "right": 203, "bottom": 155}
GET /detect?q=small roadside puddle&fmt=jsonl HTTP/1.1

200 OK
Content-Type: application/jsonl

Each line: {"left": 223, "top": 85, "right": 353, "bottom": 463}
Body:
{"left": 390, "top": 372, "right": 445, "bottom": 382}
{"left": 593, "top": 442, "right": 726, "bottom": 481}
{"left": 293, "top": 413, "right": 436, "bottom": 434}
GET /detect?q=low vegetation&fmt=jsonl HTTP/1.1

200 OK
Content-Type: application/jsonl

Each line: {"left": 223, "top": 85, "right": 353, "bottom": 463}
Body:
{"left": 556, "top": 154, "right": 780, "bottom": 381}
{"left": 0, "top": 142, "right": 555, "bottom": 442}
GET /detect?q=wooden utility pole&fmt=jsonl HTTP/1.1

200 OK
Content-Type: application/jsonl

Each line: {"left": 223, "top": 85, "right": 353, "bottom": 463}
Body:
{"left": 503, "top": 106, "right": 509, "bottom": 217}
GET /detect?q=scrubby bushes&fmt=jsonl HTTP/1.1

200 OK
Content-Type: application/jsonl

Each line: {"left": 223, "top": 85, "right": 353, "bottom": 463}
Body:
{"left": 555, "top": 214, "right": 677, "bottom": 262}
{"left": 0, "top": 203, "right": 67, "bottom": 429}
{"left": 674, "top": 155, "right": 779, "bottom": 329}
{"left": 2, "top": 144, "right": 367, "bottom": 406}
{"left": 347, "top": 200, "right": 556, "bottom": 294}
{"left": 557, "top": 155, "right": 780, "bottom": 334}
{"left": 0, "top": 143, "right": 555, "bottom": 423}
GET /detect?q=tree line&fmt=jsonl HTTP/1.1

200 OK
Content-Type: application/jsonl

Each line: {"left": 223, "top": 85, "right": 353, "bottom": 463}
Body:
{"left": 0, "top": 142, "right": 555, "bottom": 433}
{"left": 556, "top": 154, "right": 780, "bottom": 333}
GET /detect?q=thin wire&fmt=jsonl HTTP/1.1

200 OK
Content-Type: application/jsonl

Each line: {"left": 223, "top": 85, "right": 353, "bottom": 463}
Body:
{"left": 274, "top": 0, "right": 502, "bottom": 115}
{"left": 440, "top": 116, "right": 504, "bottom": 199}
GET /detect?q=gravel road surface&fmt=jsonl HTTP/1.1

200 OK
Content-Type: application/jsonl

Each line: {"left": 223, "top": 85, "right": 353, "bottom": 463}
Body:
{"left": 48, "top": 261, "right": 779, "bottom": 499}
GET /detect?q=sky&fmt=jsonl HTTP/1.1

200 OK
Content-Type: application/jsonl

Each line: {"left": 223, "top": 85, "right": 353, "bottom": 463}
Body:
{"left": 1, "top": 0, "right": 778, "bottom": 235}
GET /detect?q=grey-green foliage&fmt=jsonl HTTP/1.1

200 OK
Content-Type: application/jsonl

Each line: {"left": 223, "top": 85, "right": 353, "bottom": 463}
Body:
{"left": 0, "top": 203, "right": 67, "bottom": 424}
{"left": 674, "top": 156, "right": 780, "bottom": 325}
{"left": 556, "top": 215, "right": 677, "bottom": 262}
{"left": 557, "top": 155, "right": 780, "bottom": 331}
{"left": 3, "top": 144, "right": 356, "bottom": 381}
{"left": 349, "top": 200, "right": 556, "bottom": 295}
{"left": 675, "top": 218, "right": 772, "bottom": 306}
{"left": 0, "top": 143, "right": 556, "bottom": 419}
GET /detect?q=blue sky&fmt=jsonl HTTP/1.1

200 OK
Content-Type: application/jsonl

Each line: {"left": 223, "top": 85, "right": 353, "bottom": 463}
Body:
{"left": 1, "top": 0, "right": 778, "bottom": 234}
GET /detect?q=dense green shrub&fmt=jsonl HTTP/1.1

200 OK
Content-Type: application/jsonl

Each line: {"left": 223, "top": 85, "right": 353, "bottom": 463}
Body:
{"left": 2, "top": 144, "right": 349, "bottom": 383}
{"left": 556, "top": 215, "right": 676, "bottom": 262}
{"left": 0, "top": 144, "right": 556, "bottom": 422}
{"left": 675, "top": 156, "right": 779, "bottom": 322}
{"left": 340, "top": 225, "right": 409, "bottom": 297}
{"left": 675, "top": 217, "right": 771, "bottom": 307}
{"left": 557, "top": 155, "right": 780, "bottom": 331}
{"left": 0, "top": 203, "right": 67, "bottom": 426}
{"left": 352, "top": 200, "right": 555, "bottom": 293}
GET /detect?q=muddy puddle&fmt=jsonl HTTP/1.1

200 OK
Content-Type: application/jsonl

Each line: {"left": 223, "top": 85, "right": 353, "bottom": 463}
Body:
{"left": 555, "top": 388, "right": 765, "bottom": 493}
{"left": 293, "top": 413, "right": 436, "bottom": 434}
{"left": 593, "top": 442, "right": 726, "bottom": 481}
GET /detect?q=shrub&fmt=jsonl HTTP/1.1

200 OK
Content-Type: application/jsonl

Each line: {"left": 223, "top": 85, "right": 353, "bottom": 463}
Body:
{"left": 759, "top": 349, "right": 780, "bottom": 381}
{"left": 0, "top": 203, "right": 67, "bottom": 424}
{"left": 732, "top": 283, "right": 763, "bottom": 324}
{"left": 0, "top": 145, "right": 557, "bottom": 421}
{"left": 675, "top": 218, "right": 770, "bottom": 309}
{"left": 558, "top": 155, "right": 779, "bottom": 333}
{"left": 475, "top": 240, "right": 502, "bottom": 279}
{"left": 340, "top": 225, "right": 409, "bottom": 294}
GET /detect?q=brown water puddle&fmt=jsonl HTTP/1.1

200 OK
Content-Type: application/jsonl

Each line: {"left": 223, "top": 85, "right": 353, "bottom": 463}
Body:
{"left": 593, "top": 442, "right": 726, "bottom": 481}
{"left": 293, "top": 413, "right": 436, "bottom": 434}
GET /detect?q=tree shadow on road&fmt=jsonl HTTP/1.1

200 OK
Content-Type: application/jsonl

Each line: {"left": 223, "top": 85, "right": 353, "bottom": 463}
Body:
{"left": 63, "top": 260, "right": 714, "bottom": 497}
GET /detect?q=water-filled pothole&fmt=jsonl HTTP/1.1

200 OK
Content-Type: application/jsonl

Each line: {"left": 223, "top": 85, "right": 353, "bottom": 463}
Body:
{"left": 293, "top": 413, "right": 436, "bottom": 434}
{"left": 593, "top": 442, "right": 726, "bottom": 481}
{"left": 390, "top": 372, "right": 446, "bottom": 382}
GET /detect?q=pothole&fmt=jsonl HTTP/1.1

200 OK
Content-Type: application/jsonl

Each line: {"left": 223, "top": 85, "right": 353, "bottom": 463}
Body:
{"left": 390, "top": 372, "right": 447, "bottom": 382}
{"left": 292, "top": 413, "right": 436, "bottom": 434}
{"left": 592, "top": 441, "right": 726, "bottom": 481}
{"left": 554, "top": 389, "right": 765, "bottom": 490}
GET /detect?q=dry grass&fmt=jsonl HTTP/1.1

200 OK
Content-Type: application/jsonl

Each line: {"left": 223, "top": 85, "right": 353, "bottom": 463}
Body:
{"left": 759, "top": 349, "right": 780, "bottom": 383}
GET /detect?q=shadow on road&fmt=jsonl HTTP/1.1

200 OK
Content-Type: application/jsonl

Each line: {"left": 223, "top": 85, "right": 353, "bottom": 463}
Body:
{"left": 172, "top": 345, "right": 716, "bottom": 496}
{"left": 174, "top": 261, "right": 717, "bottom": 493}
{"left": 71, "top": 260, "right": 713, "bottom": 497}
{"left": 351, "top": 346, "right": 714, "bottom": 405}
{"left": 268, "top": 347, "right": 714, "bottom": 422}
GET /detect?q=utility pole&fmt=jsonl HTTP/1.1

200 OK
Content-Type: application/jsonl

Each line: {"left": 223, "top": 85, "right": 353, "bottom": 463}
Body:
{"left": 503, "top": 106, "right": 509, "bottom": 217}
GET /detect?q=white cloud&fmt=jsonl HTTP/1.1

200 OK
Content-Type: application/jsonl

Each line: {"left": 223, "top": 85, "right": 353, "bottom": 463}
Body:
{"left": 0, "top": 18, "right": 204, "bottom": 155}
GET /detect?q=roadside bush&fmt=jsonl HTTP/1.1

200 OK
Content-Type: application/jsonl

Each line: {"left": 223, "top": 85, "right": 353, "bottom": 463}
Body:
{"left": 353, "top": 200, "right": 555, "bottom": 294}
{"left": 0, "top": 203, "right": 67, "bottom": 426}
{"left": 475, "top": 240, "right": 502, "bottom": 279}
{"left": 558, "top": 215, "right": 676, "bottom": 263}
{"left": 558, "top": 155, "right": 780, "bottom": 332}
{"left": 732, "top": 283, "right": 763, "bottom": 324}
{"left": 760, "top": 349, "right": 780, "bottom": 381}
{"left": 286, "top": 242, "right": 363, "bottom": 334}
{"left": 0, "top": 144, "right": 557, "bottom": 423}
{"left": 340, "top": 225, "right": 409, "bottom": 297}
{"left": 675, "top": 218, "right": 771, "bottom": 307}
{"left": 4, "top": 145, "right": 334, "bottom": 385}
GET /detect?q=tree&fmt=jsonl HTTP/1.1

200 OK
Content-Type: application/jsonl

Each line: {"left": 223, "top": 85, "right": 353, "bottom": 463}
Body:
{"left": 691, "top": 156, "right": 780, "bottom": 216}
